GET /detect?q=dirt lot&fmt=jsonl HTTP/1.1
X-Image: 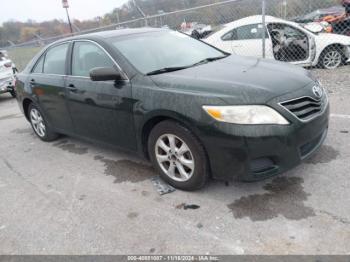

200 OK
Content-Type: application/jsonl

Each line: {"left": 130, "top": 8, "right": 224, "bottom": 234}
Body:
{"left": 0, "top": 67, "right": 349, "bottom": 255}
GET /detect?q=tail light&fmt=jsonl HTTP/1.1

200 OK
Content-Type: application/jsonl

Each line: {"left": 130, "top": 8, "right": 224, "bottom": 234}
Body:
{"left": 4, "top": 62, "right": 12, "bottom": 68}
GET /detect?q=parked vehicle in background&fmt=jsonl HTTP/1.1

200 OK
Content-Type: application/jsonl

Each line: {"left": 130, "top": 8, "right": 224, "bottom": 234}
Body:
{"left": 325, "top": 0, "right": 350, "bottom": 36}
{"left": 16, "top": 28, "right": 329, "bottom": 190}
{"left": 180, "top": 21, "right": 213, "bottom": 39}
{"left": 294, "top": 2, "right": 350, "bottom": 36}
{"left": 294, "top": 6, "right": 345, "bottom": 24}
{"left": 0, "top": 50, "right": 16, "bottom": 98}
{"left": 205, "top": 15, "right": 350, "bottom": 69}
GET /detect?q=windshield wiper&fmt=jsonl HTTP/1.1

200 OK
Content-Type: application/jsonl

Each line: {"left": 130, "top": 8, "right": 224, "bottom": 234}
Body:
{"left": 191, "top": 55, "right": 228, "bottom": 67}
{"left": 146, "top": 66, "right": 189, "bottom": 76}
{"left": 146, "top": 55, "right": 229, "bottom": 76}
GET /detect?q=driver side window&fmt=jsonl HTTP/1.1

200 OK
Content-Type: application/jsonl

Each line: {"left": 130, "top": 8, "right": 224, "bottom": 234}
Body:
{"left": 71, "top": 41, "right": 115, "bottom": 77}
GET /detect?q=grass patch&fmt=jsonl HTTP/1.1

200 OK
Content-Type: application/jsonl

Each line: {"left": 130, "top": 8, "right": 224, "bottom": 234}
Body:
{"left": 7, "top": 47, "right": 43, "bottom": 71}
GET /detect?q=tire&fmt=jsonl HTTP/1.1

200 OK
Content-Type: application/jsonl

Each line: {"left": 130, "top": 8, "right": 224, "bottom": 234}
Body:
{"left": 148, "top": 120, "right": 209, "bottom": 191}
{"left": 28, "top": 103, "right": 59, "bottom": 142}
{"left": 319, "top": 47, "right": 345, "bottom": 69}
{"left": 10, "top": 90, "right": 16, "bottom": 98}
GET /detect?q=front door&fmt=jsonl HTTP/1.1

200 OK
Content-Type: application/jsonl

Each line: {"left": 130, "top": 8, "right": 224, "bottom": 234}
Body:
{"left": 65, "top": 41, "right": 137, "bottom": 151}
{"left": 268, "top": 23, "right": 313, "bottom": 65}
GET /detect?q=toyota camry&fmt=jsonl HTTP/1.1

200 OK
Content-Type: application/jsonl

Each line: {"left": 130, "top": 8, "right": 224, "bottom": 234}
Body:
{"left": 15, "top": 28, "right": 329, "bottom": 190}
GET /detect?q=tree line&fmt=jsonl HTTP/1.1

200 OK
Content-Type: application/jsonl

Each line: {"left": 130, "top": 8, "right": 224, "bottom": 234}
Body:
{"left": 0, "top": 0, "right": 341, "bottom": 47}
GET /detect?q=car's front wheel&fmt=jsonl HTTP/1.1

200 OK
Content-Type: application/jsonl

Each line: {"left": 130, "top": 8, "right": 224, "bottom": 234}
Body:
{"left": 148, "top": 120, "right": 209, "bottom": 191}
{"left": 10, "top": 90, "right": 16, "bottom": 98}
{"left": 29, "top": 103, "right": 59, "bottom": 142}
{"left": 320, "top": 47, "right": 344, "bottom": 69}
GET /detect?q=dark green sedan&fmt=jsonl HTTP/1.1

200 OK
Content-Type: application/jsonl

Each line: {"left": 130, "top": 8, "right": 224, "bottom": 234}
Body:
{"left": 16, "top": 28, "right": 329, "bottom": 190}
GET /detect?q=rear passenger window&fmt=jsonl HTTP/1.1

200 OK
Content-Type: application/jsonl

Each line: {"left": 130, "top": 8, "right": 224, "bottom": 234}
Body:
{"left": 43, "top": 43, "right": 69, "bottom": 75}
{"left": 32, "top": 55, "right": 45, "bottom": 73}
{"left": 235, "top": 24, "right": 267, "bottom": 40}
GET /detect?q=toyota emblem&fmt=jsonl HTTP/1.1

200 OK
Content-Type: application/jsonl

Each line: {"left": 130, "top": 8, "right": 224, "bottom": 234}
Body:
{"left": 312, "top": 85, "right": 323, "bottom": 99}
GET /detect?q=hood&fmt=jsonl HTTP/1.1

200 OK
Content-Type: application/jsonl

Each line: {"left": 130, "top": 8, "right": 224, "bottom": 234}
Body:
{"left": 150, "top": 55, "right": 314, "bottom": 104}
{"left": 315, "top": 33, "right": 350, "bottom": 44}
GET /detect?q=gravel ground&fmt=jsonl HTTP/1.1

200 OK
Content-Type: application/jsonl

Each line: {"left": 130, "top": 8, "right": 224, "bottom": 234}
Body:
{"left": 311, "top": 65, "right": 350, "bottom": 95}
{"left": 0, "top": 67, "right": 349, "bottom": 255}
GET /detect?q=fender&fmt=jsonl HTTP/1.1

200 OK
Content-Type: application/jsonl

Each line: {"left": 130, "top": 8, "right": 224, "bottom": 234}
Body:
{"left": 134, "top": 109, "right": 203, "bottom": 158}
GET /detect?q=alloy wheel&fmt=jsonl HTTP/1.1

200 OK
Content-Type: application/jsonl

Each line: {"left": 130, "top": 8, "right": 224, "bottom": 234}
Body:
{"left": 30, "top": 108, "right": 46, "bottom": 137}
{"left": 155, "top": 134, "right": 195, "bottom": 182}
{"left": 323, "top": 50, "right": 342, "bottom": 69}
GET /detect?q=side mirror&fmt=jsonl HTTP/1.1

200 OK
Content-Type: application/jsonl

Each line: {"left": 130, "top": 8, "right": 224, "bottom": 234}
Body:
{"left": 90, "top": 67, "right": 123, "bottom": 81}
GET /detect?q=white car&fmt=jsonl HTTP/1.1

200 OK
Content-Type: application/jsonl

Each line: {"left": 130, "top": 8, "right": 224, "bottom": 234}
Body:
{"left": 205, "top": 15, "right": 350, "bottom": 69}
{"left": 0, "top": 50, "right": 16, "bottom": 98}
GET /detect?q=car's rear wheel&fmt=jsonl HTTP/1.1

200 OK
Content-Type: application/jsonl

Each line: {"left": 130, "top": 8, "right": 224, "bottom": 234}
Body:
{"left": 320, "top": 47, "right": 344, "bottom": 69}
{"left": 29, "top": 103, "right": 59, "bottom": 142}
{"left": 148, "top": 120, "right": 209, "bottom": 191}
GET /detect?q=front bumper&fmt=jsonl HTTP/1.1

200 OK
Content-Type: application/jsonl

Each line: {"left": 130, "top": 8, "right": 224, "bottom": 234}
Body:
{"left": 198, "top": 89, "right": 330, "bottom": 182}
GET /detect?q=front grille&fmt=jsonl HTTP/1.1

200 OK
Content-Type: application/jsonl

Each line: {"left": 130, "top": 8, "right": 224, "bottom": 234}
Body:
{"left": 280, "top": 96, "right": 326, "bottom": 121}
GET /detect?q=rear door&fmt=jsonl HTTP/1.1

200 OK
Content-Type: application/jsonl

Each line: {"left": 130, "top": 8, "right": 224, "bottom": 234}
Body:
{"left": 230, "top": 24, "right": 274, "bottom": 59}
{"left": 29, "top": 43, "right": 74, "bottom": 132}
{"left": 65, "top": 40, "right": 137, "bottom": 150}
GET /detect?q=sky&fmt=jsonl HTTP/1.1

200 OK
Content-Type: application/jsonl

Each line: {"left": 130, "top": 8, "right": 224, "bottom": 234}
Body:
{"left": 1, "top": 0, "right": 130, "bottom": 24}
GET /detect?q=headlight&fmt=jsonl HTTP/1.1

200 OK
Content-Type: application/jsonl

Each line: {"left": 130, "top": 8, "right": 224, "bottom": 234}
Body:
{"left": 203, "top": 105, "right": 289, "bottom": 125}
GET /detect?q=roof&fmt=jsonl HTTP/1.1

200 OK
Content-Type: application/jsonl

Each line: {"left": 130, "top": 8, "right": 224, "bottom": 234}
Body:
{"left": 224, "top": 15, "right": 287, "bottom": 28}
{"left": 59, "top": 27, "right": 166, "bottom": 43}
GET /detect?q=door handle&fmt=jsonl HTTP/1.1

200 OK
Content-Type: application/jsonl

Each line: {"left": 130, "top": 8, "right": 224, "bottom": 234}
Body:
{"left": 67, "top": 84, "right": 77, "bottom": 92}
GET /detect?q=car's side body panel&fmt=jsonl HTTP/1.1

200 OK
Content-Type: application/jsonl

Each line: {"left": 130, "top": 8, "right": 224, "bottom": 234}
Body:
{"left": 65, "top": 76, "right": 138, "bottom": 151}
{"left": 30, "top": 73, "right": 74, "bottom": 132}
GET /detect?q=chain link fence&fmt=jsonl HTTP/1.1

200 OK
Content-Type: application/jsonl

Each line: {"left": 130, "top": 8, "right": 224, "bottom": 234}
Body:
{"left": 4, "top": 0, "right": 350, "bottom": 70}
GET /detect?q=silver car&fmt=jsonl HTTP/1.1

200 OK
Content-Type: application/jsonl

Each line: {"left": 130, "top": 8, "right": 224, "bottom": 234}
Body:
{"left": 0, "top": 50, "right": 16, "bottom": 98}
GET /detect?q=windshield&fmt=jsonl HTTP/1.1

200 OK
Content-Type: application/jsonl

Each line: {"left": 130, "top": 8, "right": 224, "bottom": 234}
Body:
{"left": 110, "top": 30, "right": 226, "bottom": 74}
